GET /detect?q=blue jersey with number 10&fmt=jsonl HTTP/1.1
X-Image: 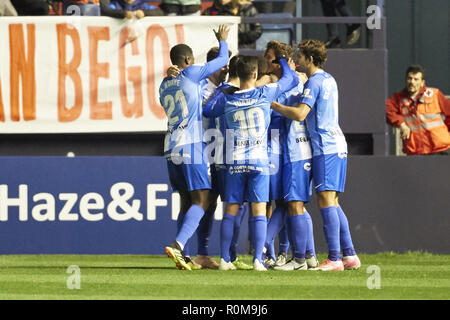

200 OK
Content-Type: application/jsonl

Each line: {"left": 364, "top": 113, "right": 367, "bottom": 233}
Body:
{"left": 159, "top": 41, "right": 229, "bottom": 158}
{"left": 203, "top": 59, "right": 298, "bottom": 165}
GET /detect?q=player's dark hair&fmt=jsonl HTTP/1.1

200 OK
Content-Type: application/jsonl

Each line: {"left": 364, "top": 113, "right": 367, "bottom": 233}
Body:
{"left": 237, "top": 56, "right": 259, "bottom": 81}
{"left": 228, "top": 55, "right": 240, "bottom": 79}
{"left": 206, "top": 47, "right": 232, "bottom": 62}
{"left": 170, "top": 44, "right": 193, "bottom": 66}
{"left": 406, "top": 64, "right": 425, "bottom": 80}
{"left": 265, "top": 40, "right": 294, "bottom": 59}
{"left": 257, "top": 55, "right": 268, "bottom": 78}
{"left": 298, "top": 39, "right": 327, "bottom": 68}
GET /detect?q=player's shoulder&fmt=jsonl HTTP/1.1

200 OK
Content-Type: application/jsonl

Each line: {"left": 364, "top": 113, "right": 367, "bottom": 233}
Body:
{"left": 260, "top": 83, "right": 279, "bottom": 95}
{"left": 303, "top": 75, "right": 321, "bottom": 90}
{"left": 308, "top": 71, "right": 336, "bottom": 88}
{"left": 222, "top": 86, "right": 239, "bottom": 95}
{"left": 159, "top": 76, "right": 181, "bottom": 91}
{"left": 311, "top": 70, "right": 331, "bottom": 82}
{"left": 265, "top": 82, "right": 279, "bottom": 88}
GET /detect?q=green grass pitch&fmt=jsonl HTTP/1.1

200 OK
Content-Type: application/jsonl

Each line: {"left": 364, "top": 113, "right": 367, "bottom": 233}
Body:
{"left": 0, "top": 252, "right": 449, "bottom": 300}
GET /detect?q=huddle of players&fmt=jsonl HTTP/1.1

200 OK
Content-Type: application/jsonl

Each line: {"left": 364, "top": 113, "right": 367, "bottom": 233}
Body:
{"left": 160, "top": 24, "right": 361, "bottom": 272}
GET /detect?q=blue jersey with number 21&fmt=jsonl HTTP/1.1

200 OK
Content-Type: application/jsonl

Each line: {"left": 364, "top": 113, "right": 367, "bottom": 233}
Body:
{"left": 159, "top": 41, "right": 229, "bottom": 157}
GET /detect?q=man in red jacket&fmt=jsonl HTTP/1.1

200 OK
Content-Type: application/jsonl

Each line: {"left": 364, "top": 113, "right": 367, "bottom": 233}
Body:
{"left": 386, "top": 65, "right": 450, "bottom": 155}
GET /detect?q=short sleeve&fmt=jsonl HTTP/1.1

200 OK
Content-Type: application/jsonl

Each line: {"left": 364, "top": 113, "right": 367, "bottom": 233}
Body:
{"left": 298, "top": 78, "right": 321, "bottom": 110}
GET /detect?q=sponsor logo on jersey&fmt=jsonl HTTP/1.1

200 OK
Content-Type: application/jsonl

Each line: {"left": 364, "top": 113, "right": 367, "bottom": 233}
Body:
{"left": 303, "top": 162, "right": 311, "bottom": 171}
{"left": 302, "top": 88, "right": 313, "bottom": 99}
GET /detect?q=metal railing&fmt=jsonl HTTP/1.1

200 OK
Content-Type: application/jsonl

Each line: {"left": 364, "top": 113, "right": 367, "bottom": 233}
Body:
{"left": 239, "top": 0, "right": 386, "bottom": 55}
{"left": 240, "top": 16, "right": 386, "bottom": 56}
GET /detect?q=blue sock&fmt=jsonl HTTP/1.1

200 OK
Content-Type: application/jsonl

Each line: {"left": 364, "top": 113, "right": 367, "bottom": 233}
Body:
{"left": 304, "top": 210, "right": 316, "bottom": 257}
{"left": 320, "top": 206, "right": 341, "bottom": 261}
{"left": 176, "top": 212, "right": 191, "bottom": 256}
{"left": 264, "top": 207, "right": 284, "bottom": 260}
{"left": 285, "top": 210, "right": 295, "bottom": 255}
{"left": 196, "top": 203, "right": 216, "bottom": 256}
{"left": 249, "top": 215, "right": 267, "bottom": 263}
{"left": 267, "top": 239, "right": 276, "bottom": 262}
{"left": 247, "top": 212, "right": 253, "bottom": 253}
{"left": 220, "top": 213, "right": 236, "bottom": 262}
{"left": 288, "top": 214, "right": 308, "bottom": 260}
{"left": 176, "top": 212, "right": 184, "bottom": 231}
{"left": 278, "top": 224, "right": 290, "bottom": 255}
{"left": 230, "top": 205, "right": 246, "bottom": 262}
{"left": 336, "top": 206, "right": 356, "bottom": 257}
{"left": 175, "top": 204, "right": 205, "bottom": 248}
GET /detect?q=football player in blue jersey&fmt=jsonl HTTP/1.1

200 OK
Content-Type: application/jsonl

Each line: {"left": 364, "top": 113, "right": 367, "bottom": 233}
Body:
{"left": 271, "top": 39, "right": 361, "bottom": 271}
{"left": 160, "top": 25, "right": 230, "bottom": 271}
{"left": 204, "top": 55, "right": 253, "bottom": 270}
{"left": 262, "top": 41, "right": 319, "bottom": 271}
{"left": 203, "top": 55, "right": 298, "bottom": 271}
{"left": 164, "top": 47, "right": 231, "bottom": 269}
{"left": 261, "top": 41, "right": 294, "bottom": 268}
{"left": 165, "top": 51, "right": 252, "bottom": 270}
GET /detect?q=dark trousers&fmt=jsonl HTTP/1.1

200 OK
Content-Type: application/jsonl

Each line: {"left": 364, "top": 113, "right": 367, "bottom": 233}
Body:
{"left": 320, "top": 0, "right": 355, "bottom": 39}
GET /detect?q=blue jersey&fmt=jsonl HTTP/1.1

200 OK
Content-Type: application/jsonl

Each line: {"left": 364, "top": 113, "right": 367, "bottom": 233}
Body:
{"left": 201, "top": 78, "right": 219, "bottom": 107}
{"left": 200, "top": 78, "right": 219, "bottom": 144}
{"left": 203, "top": 59, "right": 298, "bottom": 165}
{"left": 204, "top": 82, "right": 235, "bottom": 165}
{"left": 296, "top": 70, "right": 347, "bottom": 157}
{"left": 279, "top": 83, "right": 312, "bottom": 163}
{"left": 268, "top": 110, "right": 284, "bottom": 156}
{"left": 159, "top": 41, "right": 229, "bottom": 159}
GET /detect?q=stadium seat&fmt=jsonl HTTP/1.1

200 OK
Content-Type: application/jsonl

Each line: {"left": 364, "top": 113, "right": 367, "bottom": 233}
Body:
{"left": 256, "top": 13, "right": 295, "bottom": 50}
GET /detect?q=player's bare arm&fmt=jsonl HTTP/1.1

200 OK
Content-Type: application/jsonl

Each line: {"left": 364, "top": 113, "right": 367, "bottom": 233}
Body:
{"left": 271, "top": 101, "right": 311, "bottom": 122}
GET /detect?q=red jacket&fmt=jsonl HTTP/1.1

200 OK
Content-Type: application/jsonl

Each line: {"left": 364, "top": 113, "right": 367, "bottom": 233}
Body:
{"left": 386, "top": 86, "right": 450, "bottom": 155}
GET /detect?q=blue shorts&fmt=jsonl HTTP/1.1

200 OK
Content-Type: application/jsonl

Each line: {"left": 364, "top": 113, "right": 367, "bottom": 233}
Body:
{"left": 225, "top": 164, "right": 269, "bottom": 204}
{"left": 166, "top": 158, "right": 211, "bottom": 193}
{"left": 211, "top": 164, "right": 227, "bottom": 200}
{"left": 312, "top": 153, "right": 347, "bottom": 193}
{"left": 283, "top": 159, "right": 312, "bottom": 202}
{"left": 269, "top": 153, "right": 283, "bottom": 201}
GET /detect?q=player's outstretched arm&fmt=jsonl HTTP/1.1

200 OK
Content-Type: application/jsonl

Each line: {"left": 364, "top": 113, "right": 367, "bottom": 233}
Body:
{"left": 185, "top": 25, "right": 230, "bottom": 82}
{"left": 271, "top": 101, "right": 311, "bottom": 122}
{"left": 202, "top": 24, "right": 230, "bottom": 76}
